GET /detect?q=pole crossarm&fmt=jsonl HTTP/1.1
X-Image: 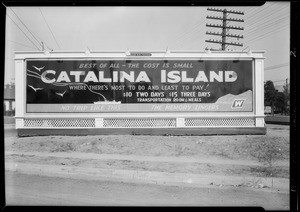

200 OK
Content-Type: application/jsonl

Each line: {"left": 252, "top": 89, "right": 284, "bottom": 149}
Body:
{"left": 206, "top": 31, "right": 244, "bottom": 39}
{"left": 205, "top": 7, "right": 244, "bottom": 50}
{"left": 206, "top": 16, "right": 244, "bottom": 22}
{"left": 206, "top": 24, "right": 244, "bottom": 30}
{"left": 205, "top": 39, "right": 243, "bottom": 47}
{"left": 207, "top": 7, "right": 244, "bottom": 15}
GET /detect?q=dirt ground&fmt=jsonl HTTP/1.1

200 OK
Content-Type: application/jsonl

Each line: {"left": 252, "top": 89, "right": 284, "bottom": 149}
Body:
{"left": 5, "top": 171, "right": 289, "bottom": 209}
{"left": 5, "top": 124, "right": 289, "bottom": 179}
{"left": 4, "top": 124, "right": 290, "bottom": 208}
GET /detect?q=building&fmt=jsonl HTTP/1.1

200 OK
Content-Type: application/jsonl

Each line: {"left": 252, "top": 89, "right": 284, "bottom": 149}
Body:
{"left": 3, "top": 84, "right": 15, "bottom": 116}
{"left": 14, "top": 50, "right": 266, "bottom": 136}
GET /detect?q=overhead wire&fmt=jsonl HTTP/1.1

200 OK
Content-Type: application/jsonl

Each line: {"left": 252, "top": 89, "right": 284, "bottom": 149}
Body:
{"left": 245, "top": 14, "right": 289, "bottom": 36}
{"left": 172, "top": 26, "right": 206, "bottom": 48}
{"left": 244, "top": 23, "right": 289, "bottom": 44}
{"left": 244, "top": 25, "right": 289, "bottom": 45}
{"left": 264, "top": 63, "right": 289, "bottom": 71}
{"left": 246, "top": 7, "right": 288, "bottom": 28}
{"left": 169, "top": 14, "right": 207, "bottom": 48}
{"left": 243, "top": 2, "right": 277, "bottom": 23}
{"left": 33, "top": 33, "right": 54, "bottom": 51}
{"left": 170, "top": 8, "right": 224, "bottom": 49}
{"left": 166, "top": 12, "right": 202, "bottom": 45}
{"left": 243, "top": 8, "right": 288, "bottom": 34}
{"left": 6, "top": 39, "right": 38, "bottom": 50}
{"left": 39, "top": 7, "right": 61, "bottom": 50}
{"left": 203, "top": 4, "right": 289, "bottom": 50}
{"left": 7, "top": 7, "right": 55, "bottom": 51}
{"left": 173, "top": 26, "right": 206, "bottom": 48}
{"left": 238, "top": 3, "right": 280, "bottom": 39}
{"left": 247, "top": 9, "right": 289, "bottom": 29}
{"left": 6, "top": 13, "right": 41, "bottom": 50}
{"left": 245, "top": 6, "right": 289, "bottom": 31}
{"left": 242, "top": 6, "right": 289, "bottom": 44}
{"left": 242, "top": 5, "right": 289, "bottom": 46}
{"left": 9, "top": 8, "right": 42, "bottom": 48}
{"left": 170, "top": 7, "right": 251, "bottom": 50}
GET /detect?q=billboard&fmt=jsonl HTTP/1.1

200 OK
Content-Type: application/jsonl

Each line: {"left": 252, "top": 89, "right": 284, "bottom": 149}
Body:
{"left": 26, "top": 59, "right": 253, "bottom": 113}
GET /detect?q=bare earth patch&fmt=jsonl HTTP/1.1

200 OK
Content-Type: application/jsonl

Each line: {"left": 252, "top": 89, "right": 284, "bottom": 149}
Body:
{"left": 5, "top": 124, "right": 289, "bottom": 179}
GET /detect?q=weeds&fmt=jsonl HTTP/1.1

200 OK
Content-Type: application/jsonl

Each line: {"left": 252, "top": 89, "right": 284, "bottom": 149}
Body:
{"left": 247, "top": 137, "right": 287, "bottom": 177}
{"left": 174, "top": 144, "right": 184, "bottom": 156}
{"left": 50, "top": 142, "right": 76, "bottom": 152}
{"left": 215, "top": 149, "right": 231, "bottom": 158}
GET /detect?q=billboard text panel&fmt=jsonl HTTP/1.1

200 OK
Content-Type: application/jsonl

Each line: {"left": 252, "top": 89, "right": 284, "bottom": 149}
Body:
{"left": 26, "top": 59, "right": 253, "bottom": 112}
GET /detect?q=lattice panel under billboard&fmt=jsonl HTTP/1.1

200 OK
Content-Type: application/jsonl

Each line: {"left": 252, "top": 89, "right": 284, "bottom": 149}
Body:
{"left": 185, "top": 118, "right": 255, "bottom": 127}
{"left": 24, "top": 119, "right": 95, "bottom": 128}
{"left": 22, "top": 117, "right": 255, "bottom": 129}
{"left": 103, "top": 118, "right": 176, "bottom": 128}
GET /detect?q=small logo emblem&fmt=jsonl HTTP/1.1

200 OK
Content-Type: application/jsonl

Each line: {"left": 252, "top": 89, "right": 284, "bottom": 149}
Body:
{"left": 232, "top": 99, "right": 245, "bottom": 108}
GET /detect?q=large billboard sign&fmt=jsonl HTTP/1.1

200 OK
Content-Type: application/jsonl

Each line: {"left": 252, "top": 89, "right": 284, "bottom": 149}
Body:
{"left": 26, "top": 59, "right": 253, "bottom": 113}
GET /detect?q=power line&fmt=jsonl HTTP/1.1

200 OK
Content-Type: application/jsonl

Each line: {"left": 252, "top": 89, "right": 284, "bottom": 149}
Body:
{"left": 245, "top": 6, "right": 289, "bottom": 30}
{"left": 245, "top": 4, "right": 289, "bottom": 27}
{"left": 244, "top": 6, "right": 287, "bottom": 32}
{"left": 242, "top": 6, "right": 289, "bottom": 44}
{"left": 169, "top": 15, "right": 207, "bottom": 48}
{"left": 173, "top": 26, "right": 205, "bottom": 48}
{"left": 168, "top": 9, "right": 224, "bottom": 48}
{"left": 7, "top": 6, "right": 54, "bottom": 51}
{"left": 243, "top": 6, "right": 289, "bottom": 36}
{"left": 39, "top": 7, "right": 61, "bottom": 50}
{"left": 245, "top": 25, "right": 289, "bottom": 44}
{"left": 244, "top": 16, "right": 289, "bottom": 40}
{"left": 6, "top": 13, "right": 41, "bottom": 50}
{"left": 244, "top": 2, "right": 277, "bottom": 23}
{"left": 171, "top": 24, "right": 205, "bottom": 48}
{"left": 226, "top": 4, "right": 289, "bottom": 48}
{"left": 8, "top": 8, "right": 42, "bottom": 48}
{"left": 167, "top": 12, "right": 203, "bottom": 45}
{"left": 6, "top": 39, "right": 38, "bottom": 50}
{"left": 244, "top": 25, "right": 289, "bottom": 45}
{"left": 265, "top": 63, "right": 289, "bottom": 71}
{"left": 245, "top": 15, "right": 289, "bottom": 36}
{"left": 33, "top": 33, "right": 54, "bottom": 51}
{"left": 243, "top": 7, "right": 261, "bottom": 16}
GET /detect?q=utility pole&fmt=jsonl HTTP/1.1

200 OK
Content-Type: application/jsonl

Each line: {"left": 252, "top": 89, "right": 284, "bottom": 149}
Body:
{"left": 205, "top": 8, "right": 244, "bottom": 50}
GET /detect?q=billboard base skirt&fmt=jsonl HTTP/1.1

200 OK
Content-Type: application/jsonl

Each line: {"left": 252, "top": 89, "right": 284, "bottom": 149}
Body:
{"left": 17, "top": 127, "right": 267, "bottom": 137}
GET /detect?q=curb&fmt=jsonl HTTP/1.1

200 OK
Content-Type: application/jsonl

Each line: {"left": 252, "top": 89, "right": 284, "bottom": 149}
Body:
{"left": 5, "top": 162, "right": 289, "bottom": 193}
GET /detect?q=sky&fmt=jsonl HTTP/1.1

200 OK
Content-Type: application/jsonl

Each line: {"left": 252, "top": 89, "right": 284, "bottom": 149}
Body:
{"left": 4, "top": 2, "right": 290, "bottom": 91}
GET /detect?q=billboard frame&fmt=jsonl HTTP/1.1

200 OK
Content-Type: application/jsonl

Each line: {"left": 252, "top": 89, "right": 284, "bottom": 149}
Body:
{"left": 14, "top": 50, "right": 266, "bottom": 135}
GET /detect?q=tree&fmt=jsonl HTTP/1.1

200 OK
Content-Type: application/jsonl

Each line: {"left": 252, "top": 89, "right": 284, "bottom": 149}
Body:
{"left": 282, "top": 81, "right": 290, "bottom": 115}
{"left": 264, "top": 80, "right": 277, "bottom": 116}
{"left": 275, "top": 92, "right": 286, "bottom": 114}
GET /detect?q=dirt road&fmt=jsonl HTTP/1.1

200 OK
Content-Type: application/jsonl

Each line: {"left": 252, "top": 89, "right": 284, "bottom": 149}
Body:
{"left": 5, "top": 171, "right": 289, "bottom": 209}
